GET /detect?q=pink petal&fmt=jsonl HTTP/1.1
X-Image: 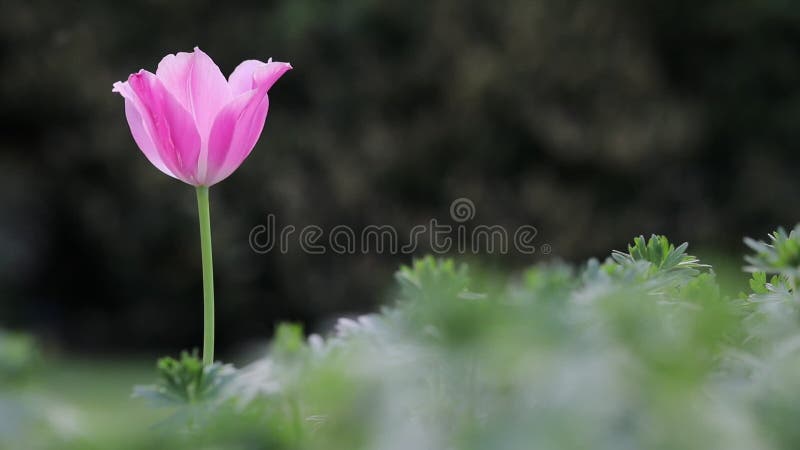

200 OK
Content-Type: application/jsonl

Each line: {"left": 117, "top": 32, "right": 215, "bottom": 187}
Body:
{"left": 113, "top": 70, "right": 201, "bottom": 184}
{"left": 204, "top": 90, "right": 270, "bottom": 186}
{"left": 228, "top": 60, "right": 293, "bottom": 96}
{"left": 122, "top": 98, "right": 176, "bottom": 179}
{"left": 204, "top": 62, "right": 291, "bottom": 186}
{"left": 156, "top": 47, "right": 231, "bottom": 141}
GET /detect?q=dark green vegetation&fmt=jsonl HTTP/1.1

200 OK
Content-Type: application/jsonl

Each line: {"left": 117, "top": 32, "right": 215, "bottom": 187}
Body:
{"left": 7, "top": 228, "right": 800, "bottom": 448}
{"left": 3, "top": 0, "right": 800, "bottom": 351}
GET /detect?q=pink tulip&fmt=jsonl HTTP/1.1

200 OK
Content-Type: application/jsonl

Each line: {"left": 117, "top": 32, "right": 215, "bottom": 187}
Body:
{"left": 113, "top": 47, "right": 292, "bottom": 186}
{"left": 113, "top": 48, "right": 292, "bottom": 365}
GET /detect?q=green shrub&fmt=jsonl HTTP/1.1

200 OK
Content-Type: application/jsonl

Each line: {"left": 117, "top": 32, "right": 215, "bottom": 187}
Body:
{"left": 14, "top": 228, "right": 800, "bottom": 449}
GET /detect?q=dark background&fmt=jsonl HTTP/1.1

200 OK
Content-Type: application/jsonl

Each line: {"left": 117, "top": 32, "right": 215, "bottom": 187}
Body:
{"left": 1, "top": 0, "right": 798, "bottom": 355}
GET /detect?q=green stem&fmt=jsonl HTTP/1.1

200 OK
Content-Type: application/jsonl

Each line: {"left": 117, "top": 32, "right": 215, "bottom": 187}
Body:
{"left": 196, "top": 186, "right": 215, "bottom": 366}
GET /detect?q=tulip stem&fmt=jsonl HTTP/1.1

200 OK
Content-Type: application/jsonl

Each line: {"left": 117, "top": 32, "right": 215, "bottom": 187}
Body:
{"left": 196, "top": 186, "right": 215, "bottom": 366}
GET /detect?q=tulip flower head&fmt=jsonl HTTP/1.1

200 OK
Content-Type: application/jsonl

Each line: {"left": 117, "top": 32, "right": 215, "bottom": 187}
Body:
{"left": 113, "top": 47, "right": 291, "bottom": 186}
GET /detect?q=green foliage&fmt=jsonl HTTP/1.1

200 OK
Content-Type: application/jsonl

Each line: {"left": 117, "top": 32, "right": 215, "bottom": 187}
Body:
{"left": 0, "top": 331, "right": 85, "bottom": 448}
{"left": 394, "top": 256, "right": 471, "bottom": 302}
{"left": 14, "top": 229, "right": 800, "bottom": 449}
{"left": 610, "top": 234, "right": 706, "bottom": 275}
{"left": 112, "top": 232, "right": 800, "bottom": 449}
{"left": 738, "top": 228, "right": 800, "bottom": 349}
{"left": 0, "top": 330, "right": 38, "bottom": 385}
{"left": 745, "top": 226, "right": 800, "bottom": 280}
{"left": 133, "top": 350, "right": 235, "bottom": 407}
{"left": 271, "top": 323, "right": 306, "bottom": 359}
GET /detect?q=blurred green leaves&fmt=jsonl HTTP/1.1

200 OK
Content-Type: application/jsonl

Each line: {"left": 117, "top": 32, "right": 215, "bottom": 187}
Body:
{"left": 11, "top": 229, "right": 800, "bottom": 448}
{"left": 745, "top": 225, "right": 800, "bottom": 279}
{"left": 108, "top": 232, "right": 791, "bottom": 448}
{"left": 0, "top": 330, "right": 38, "bottom": 385}
{"left": 609, "top": 234, "right": 707, "bottom": 278}
{"left": 133, "top": 351, "right": 235, "bottom": 408}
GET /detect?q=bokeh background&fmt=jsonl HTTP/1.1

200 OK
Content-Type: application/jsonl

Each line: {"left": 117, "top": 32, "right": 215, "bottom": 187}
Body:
{"left": 1, "top": 0, "right": 798, "bottom": 356}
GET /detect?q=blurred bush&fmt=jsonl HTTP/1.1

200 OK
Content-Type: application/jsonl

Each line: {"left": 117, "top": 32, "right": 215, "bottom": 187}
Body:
{"left": 8, "top": 231, "right": 800, "bottom": 448}
{"left": 1, "top": 0, "right": 800, "bottom": 351}
{"left": 0, "top": 330, "right": 38, "bottom": 384}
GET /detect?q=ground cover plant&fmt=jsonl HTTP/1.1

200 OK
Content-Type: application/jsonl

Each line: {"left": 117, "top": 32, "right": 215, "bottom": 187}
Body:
{"left": 5, "top": 228, "right": 800, "bottom": 448}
